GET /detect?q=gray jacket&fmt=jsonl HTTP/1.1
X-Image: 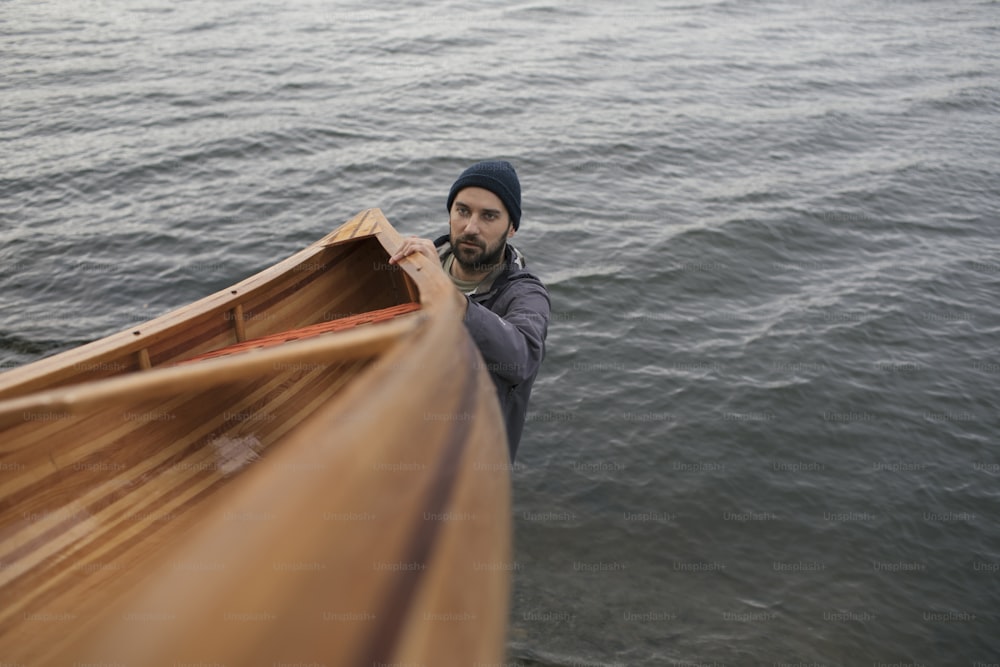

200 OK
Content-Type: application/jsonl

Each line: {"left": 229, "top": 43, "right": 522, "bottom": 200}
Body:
{"left": 435, "top": 235, "right": 550, "bottom": 461}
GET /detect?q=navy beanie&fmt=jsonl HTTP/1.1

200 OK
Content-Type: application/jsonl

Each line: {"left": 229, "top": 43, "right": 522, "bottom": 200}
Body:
{"left": 446, "top": 160, "right": 522, "bottom": 230}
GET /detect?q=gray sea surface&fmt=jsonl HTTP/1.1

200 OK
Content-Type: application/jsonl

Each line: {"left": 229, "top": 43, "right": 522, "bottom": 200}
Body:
{"left": 2, "top": 0, "right": 999, "bottom": 665}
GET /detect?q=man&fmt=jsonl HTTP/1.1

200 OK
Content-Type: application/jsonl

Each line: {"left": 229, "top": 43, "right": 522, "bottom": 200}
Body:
{"left": 389, "top": 160, "right": 550, "bottom": 461}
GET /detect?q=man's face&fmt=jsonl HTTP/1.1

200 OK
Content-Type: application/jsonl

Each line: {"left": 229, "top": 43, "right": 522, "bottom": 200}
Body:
{"left": 449, "top": 186, "right": 515, "bottom": 274}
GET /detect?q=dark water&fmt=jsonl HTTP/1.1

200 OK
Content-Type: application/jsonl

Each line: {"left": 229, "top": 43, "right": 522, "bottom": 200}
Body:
{"left": 3, "top": 0, "right": 999, "bottom": 665}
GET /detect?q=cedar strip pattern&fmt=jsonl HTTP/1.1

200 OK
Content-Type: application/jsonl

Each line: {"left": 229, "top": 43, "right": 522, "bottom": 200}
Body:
{"left": 177, "top": 302, "right": 421, "bottom": 364}
{"left": 136, "top": 311, "right": 235, "bottom": 375}
{"left": 354, "top": 335, "right": 479, "bottom": 666}
{"left": 48, "top": 285, "right": 510, "bottom": 666}
{"left": 1, "top": 369, "right": 291, "bottom": 529}
{"left": 345, "top": 208, "right": 373, "bottom": 239}
{"left": 0, "top": 209, "right": 511, "bottom": 666}
{"left": 0, "top": 360, "right": 370, "bottom": 651}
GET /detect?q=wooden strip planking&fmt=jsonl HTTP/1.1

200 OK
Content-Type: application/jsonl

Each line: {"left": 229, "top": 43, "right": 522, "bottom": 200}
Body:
{"left": 1, "top": 358, "right": 365, "bottom": 583}
{"left": 354, "top": 334, "right": 479, "bottom": 666}
{"left": 2, "top": 208, "right": 511, "bottom": 664}
{"left": 0, "top": 360, "right": 376, "bottom": 656}
{"left": 0, "top": 313, "right": 422, "bottom": 429}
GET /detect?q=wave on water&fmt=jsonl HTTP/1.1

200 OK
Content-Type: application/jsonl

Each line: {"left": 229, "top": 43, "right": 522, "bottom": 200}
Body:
{"left": 543, "top": 263, "right": 626, "bottom": 287}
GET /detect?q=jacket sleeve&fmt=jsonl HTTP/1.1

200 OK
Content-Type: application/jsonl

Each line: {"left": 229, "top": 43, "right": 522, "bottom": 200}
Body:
{"left": 462, "top": 278, "right": 550, "bottom": 385}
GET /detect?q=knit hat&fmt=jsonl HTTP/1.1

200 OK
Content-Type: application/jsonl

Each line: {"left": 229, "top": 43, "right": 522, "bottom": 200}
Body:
{"left": 446, "top": 160, "right": 522, "bottom": 230}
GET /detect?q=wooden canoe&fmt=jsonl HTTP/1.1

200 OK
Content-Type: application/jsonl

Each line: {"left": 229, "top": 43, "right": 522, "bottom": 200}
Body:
{"left": 0, "top": 209, "right": 512, "bottom": 666}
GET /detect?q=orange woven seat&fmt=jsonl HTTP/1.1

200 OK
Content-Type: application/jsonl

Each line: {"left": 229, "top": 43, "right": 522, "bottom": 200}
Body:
{"left": 179, "top": 302, "right": 421, "bottom": 364}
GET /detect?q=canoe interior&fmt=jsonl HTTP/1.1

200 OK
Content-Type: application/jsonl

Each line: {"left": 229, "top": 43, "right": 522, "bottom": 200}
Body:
{"left": 0, "top": 234, "right": 419, "bottom": 399}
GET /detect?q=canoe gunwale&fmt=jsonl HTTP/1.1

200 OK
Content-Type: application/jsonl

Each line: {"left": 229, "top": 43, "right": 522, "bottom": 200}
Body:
{"left": 0, "top": 209, "right": 397, "bottom": 400}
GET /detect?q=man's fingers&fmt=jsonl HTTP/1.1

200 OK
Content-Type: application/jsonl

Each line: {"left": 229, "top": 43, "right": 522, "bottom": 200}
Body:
{"left": 389, "top": 239, "right": 416, "bottom": 264}
{"left": 389, "top": 237, "right": 436, "bottom": 264}
{"left": 390, "top": 247, "right": 407, "bottom": 263}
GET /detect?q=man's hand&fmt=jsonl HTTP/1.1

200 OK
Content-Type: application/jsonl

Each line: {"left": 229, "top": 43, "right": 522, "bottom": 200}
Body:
{"left": 388, "top": 236, "right": 469, "bottom": 318}
{"left": 388, "top": 237, "right": 439, "bottom": 266}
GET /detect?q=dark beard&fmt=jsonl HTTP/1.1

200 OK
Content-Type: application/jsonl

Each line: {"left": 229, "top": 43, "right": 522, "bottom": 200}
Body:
{"left": 451, "top": 234, "right": 507, "bottom": 275}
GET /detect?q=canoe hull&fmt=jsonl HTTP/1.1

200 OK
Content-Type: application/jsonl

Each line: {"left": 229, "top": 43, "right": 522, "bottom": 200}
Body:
{"left": 0, "top": 210, "right": 512, "bottom": 666}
